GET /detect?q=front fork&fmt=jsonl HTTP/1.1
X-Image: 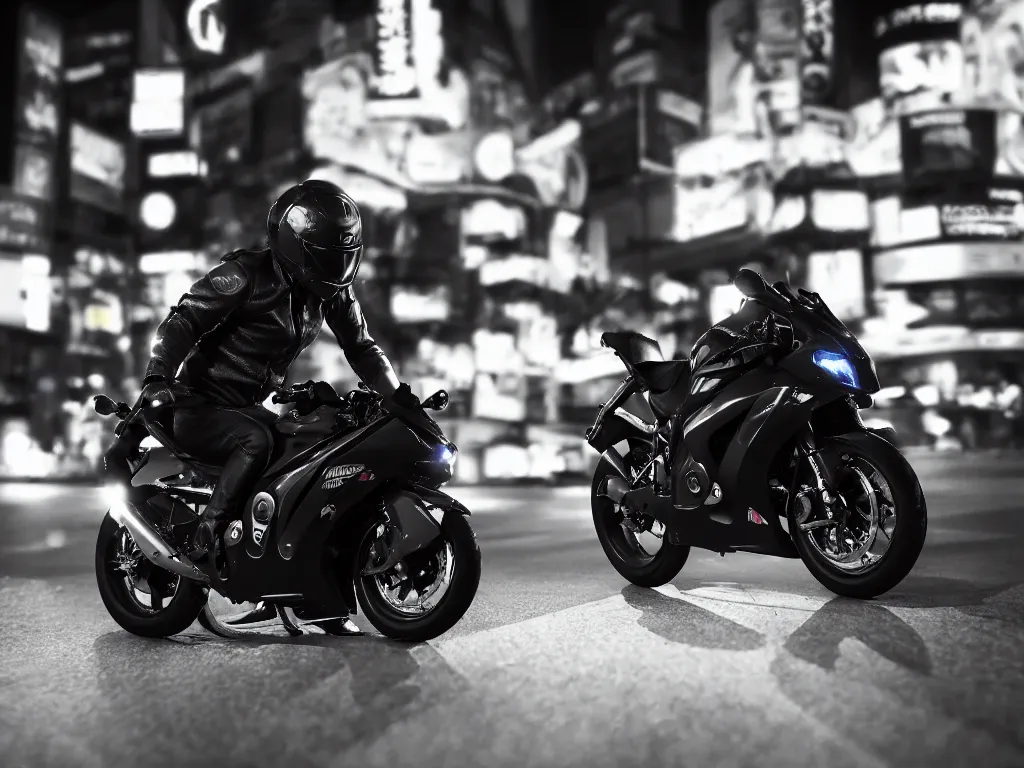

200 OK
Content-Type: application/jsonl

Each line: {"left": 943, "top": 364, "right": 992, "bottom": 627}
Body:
{"left": 790, "top": 432, "right": 844, "bottom": 533}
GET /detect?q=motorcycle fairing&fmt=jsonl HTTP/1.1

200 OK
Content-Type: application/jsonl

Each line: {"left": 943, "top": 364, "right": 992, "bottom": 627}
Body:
{"left": 275, "top": 418, "right": 428, "bottom": 559}
{"left": 130, "top": 446, "right": 187, "bottom": 487}
{"left": 640, "top": 367, "right": 844, "bottom": 557}
{"left": 712, "top": 386, "right": 813, "bottom": 555}
{"left": 215, "top": 416, "right": 439, "bottom": 608}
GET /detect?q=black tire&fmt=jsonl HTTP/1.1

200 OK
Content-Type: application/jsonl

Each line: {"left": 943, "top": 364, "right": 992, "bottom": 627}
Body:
{"left": 95, "top": 513, "right": 207, "bottom": 638}
{"left": 790, "top": 432, "right": 928, "bottom": 600}
{"left": 354, "top": 511, "right": 481, "bottom": 642}
{"left": 591, "top": 457, "right": 690, "bottom": 588}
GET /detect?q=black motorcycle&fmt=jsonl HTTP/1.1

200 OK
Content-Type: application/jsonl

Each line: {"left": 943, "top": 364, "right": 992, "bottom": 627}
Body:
{"left": 586, "top": 269, "right": 927, "bottom": 599}
{"left": 93, "top": 381, "right": 481, "bottom": 642}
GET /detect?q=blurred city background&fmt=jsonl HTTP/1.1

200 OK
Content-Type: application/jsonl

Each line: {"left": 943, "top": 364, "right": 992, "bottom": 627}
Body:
{"left": 1, "top": 0, "right": 1023, "bottom": 484}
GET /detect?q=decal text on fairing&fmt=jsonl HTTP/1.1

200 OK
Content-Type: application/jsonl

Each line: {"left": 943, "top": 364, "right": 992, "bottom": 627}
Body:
{"left": 322, "top": 464, "right": 365, "bottom": 489}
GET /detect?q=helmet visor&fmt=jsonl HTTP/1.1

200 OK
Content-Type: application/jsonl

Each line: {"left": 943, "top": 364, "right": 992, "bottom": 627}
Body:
{"left": 292, "top": 243, "right": 363, "bottom": 299}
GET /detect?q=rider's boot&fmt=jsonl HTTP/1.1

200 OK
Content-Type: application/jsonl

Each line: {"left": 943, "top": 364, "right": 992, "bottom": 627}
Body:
{"left": 188, "top": 506, "right": 234, "bottom": 565}
{"left": 291, "top": 606, "right": 364, "bottom": 636}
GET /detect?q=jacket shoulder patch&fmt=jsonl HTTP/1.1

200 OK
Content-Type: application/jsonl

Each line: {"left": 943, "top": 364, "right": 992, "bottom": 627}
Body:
{"left": 208, "top": 261, "right": 249, "bottom": 296}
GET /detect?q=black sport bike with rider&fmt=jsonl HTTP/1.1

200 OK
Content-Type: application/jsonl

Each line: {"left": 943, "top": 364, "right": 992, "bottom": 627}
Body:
{"left": 106, "top": 179, "right": 418, "bottom": 633}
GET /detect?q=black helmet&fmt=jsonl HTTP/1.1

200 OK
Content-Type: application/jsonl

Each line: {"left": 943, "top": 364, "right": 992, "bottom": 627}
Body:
{"left": 267, "top": 179, "right": 363, "bottom": 300}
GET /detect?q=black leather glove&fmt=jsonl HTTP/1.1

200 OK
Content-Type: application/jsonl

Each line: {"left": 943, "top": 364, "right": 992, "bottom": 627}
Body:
{"left": 390, "top": 383, "right": 420, "bottom": 409}
{"left": 141, "top": 378, "right": 175, "bottom": 409}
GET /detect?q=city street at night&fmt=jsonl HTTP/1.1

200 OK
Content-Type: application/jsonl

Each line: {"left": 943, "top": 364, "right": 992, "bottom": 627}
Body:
{"left": 1, "top": 452, "right": 1022, "bottom": 768}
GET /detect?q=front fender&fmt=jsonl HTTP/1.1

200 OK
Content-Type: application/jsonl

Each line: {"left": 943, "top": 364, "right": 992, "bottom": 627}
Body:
{"left": 360, "top": 487, "right": 446, "bottom": 576}
{"left": 811, "top": 396, "right": 898, "bottom": 445}
{"left": 404, "top": 483, "right": 472, "bottom": 516}
{"left": 867, "top": 426, "right": 898, "bottom": 445}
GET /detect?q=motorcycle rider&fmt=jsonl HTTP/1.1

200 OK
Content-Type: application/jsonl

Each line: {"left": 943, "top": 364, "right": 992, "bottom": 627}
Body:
{"left": 121, "top": 179, "right": 419, "bottom": 632}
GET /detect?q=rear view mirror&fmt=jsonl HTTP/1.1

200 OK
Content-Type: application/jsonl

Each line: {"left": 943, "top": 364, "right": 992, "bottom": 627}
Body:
{"left": 733, "top": 268, "right": 767, "bottom": 299}
{"left": 422, "top": 390, "right": 450, "bottom": 411}
{"left": 93, "top": 395, "right": 118, "bottom": 416}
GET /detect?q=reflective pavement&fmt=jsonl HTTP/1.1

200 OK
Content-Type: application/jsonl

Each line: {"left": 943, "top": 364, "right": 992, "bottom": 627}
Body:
{"left": 1, "top": 453, "right": 1022, "bottom": 768}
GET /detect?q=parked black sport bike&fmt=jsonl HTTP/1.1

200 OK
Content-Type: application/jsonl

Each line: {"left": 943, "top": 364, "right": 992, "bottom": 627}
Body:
{"left": 93, "top": 381, "right": 481, "bottom": 642}
{"left": 587, "top": 269, "right": 927, "bottom": 599}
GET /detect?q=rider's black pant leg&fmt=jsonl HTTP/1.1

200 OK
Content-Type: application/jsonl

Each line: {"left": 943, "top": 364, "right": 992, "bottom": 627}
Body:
{"left": 173, "top": 405, "right": 276, "bottom": 519}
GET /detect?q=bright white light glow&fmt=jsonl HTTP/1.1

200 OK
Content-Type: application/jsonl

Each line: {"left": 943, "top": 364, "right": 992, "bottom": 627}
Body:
{"left": 912, "top": 384, "right": 941, "bottom": 407}
{"left": 140, "top": 192, "right": 176, "bottom": 230}
{"left": 708, "top": 284, "right": 746, "bottom": 325}
{"left": 103, "top": 484, "right": 126, "bottom": 509}
{"left": 139, "top": 250, "right": 203, "bottom": 274}
{"left": 474, "top": 132, "right": 516, "bottom": 182}
{"left": 148, "top": 151, "right": 201, "bottom": 178}
{"left": 187, "top": 0, "right": 227, "bottom": 55}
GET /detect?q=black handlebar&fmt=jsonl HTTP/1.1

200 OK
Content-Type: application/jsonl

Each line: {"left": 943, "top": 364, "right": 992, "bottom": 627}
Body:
{"left": 272, "top": 383, "right": 381, "bottom": 408}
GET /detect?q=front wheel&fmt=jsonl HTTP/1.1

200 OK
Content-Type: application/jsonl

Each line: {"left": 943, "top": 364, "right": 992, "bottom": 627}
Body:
{"left": 591, "top": 457, "right": 690, "bottom": 588}
{"left": 790, "top": 432, "right": 928, "bottom": 599}
{"left": 354, "top": 510, "right": 481, "bottom": 642}
{"left": 95, "top": 513, "right": 207, "bottom": 638}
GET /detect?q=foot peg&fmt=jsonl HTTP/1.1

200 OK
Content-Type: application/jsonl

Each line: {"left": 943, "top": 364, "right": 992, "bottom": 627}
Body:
{"left": 278, "top": 607, "right": 363, "bottom": 636}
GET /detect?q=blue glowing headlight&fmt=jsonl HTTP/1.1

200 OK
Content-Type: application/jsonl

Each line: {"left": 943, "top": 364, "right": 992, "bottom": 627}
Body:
{"left": 437, "top": 444, "right": 457, "bottom": 466}
{"left": 812, "top": 349, "right": 860, "bottom": 389}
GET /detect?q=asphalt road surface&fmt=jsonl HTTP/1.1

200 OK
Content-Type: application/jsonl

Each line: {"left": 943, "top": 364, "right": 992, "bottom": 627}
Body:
{"left": 1, "top": 452, "right": 1023, "bottom": 768}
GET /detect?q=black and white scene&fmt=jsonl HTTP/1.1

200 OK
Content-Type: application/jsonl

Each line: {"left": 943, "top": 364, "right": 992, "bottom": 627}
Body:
{"left": 0, "top": 0, "right": 1023, "bottom": 766}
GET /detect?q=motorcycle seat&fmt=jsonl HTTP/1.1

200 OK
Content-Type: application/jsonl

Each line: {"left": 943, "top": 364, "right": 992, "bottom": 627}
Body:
{"left": 634, "top": 359, "right": 691, "bottom": 394}
{"left": 601, "top": 331, "right": 664, "bottom": 365}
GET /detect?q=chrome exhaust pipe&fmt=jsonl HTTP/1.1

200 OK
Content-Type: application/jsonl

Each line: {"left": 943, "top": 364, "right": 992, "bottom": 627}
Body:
{"left": 111, "top": 500, "right": 209, "bottom": 583}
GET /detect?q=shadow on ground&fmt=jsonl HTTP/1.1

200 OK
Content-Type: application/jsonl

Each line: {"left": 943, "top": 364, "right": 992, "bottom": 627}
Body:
{"left": 621, "top": 585, "right": 766, "bottom": 651}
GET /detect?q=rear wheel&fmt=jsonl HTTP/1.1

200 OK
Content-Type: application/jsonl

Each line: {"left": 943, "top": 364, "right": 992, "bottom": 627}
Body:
{"left": 354, "top": 510, "right": 481, "bottom": 642}
{"left": 591, "top": 456, "right": 690, "bottom": 588}
{"left": 95, "top": 514, "right": 207, "bottom": 638}
{"left": 790, "top": 432, "right": 927, "bottom": 599}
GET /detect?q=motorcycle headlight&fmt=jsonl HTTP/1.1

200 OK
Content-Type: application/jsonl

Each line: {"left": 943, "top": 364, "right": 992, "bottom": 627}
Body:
{"left": 812, "top": 350, "right": 860, "bottom": 390}
{"left": 437, "top": 444, "right": 457, "bottom": 467}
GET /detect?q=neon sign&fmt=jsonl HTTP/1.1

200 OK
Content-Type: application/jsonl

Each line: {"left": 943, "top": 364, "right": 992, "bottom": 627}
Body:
{"left": 372, "top": 0, "right": 418, "bottom": 99}
{"left": 187, "top": 0, "right": 226, "bottom": 56}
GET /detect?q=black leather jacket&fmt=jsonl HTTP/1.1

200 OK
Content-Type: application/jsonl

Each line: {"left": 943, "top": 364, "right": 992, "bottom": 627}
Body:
{"left": 144, "top": 248, "right": 399, "bottom": 407}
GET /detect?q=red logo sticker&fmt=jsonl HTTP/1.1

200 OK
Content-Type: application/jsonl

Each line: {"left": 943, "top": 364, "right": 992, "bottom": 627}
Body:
{"left": 747, "top": 508, "right": 766, "bottom": 525}
{"left": 358, "top": 471, "right": 375, "bottom": 482}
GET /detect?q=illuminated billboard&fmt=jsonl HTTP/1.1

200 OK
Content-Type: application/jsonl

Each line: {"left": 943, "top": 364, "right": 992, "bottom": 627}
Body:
{"left": 69, "top": 123, "right": 126, "bottom": 214}
{"left": 130, "top": 69, "right": 185, "bottom": 137}
{"left": 12, "top": 7, "right": 62, "bottom": 208}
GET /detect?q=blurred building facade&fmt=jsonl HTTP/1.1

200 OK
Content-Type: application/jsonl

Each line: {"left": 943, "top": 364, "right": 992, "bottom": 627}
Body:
{"left": 552, "top": 0, "right": 1024, "bottom": 453}
{"left": 0, "top": 1, "right": 68, "bottom": 474}
{"left": 4, "top": 0, "right": 1024, "bottom": 478}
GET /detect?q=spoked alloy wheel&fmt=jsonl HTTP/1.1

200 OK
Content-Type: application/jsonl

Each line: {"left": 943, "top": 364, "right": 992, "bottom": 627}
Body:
{"left": 95, "top": 513, "right": 207, "bottom": 638}
{"left": 112, "top": 526, "right": 181, "bottom": 609}
{"left": 354, "top": 510, "right": 480, "bottom": 643}
{"left": 372, "top": 538, "right": 454, "bottom": 617}
{"left": 790, "top": 432, "right": 928, "bottom": 599}
{"left": 803, "top": 454, "right": 896, "bottom": 573}
{"left": 591, "top": 455, "right": 690, "bottom": 588}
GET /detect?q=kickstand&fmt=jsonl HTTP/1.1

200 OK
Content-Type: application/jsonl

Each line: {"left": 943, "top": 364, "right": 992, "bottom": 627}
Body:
{"left": 277, "top": 606, "right": 305, "bottom": 637}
